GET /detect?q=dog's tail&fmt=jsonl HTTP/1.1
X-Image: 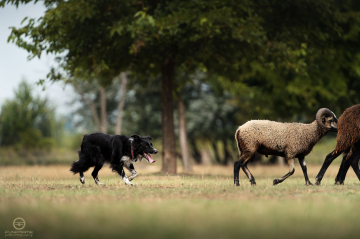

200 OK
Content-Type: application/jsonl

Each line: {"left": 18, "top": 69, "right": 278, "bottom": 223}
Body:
{"left": 70, "top": 151, "right": 87, "bottom": 175}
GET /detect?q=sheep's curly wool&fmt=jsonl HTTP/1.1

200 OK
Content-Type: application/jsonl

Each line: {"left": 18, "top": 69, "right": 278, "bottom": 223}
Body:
{"left": 334, "top": 104, "right": 360, "bottom": 155}
{"left": 235, "top": 120, "right": 329, "bottom": 162}
{"left": 234, "top": 108, "right": 337, "bottom": 186}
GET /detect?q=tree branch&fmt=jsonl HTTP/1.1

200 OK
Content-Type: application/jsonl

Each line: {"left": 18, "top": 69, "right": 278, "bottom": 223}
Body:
{"left": 73, "top": 85, "right": 101, "bottom": 132}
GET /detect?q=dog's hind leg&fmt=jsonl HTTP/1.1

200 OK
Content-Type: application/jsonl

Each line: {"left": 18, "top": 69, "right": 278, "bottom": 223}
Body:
{"left": 92, "top": 164, "right": 103, "bottom": 185}
{"left": 79, "top": 172, "right": 85, "bottom": 184}
{"left": 70, "top": 150, "right": 95, "bottom": 184}
{"left": 124, "top": 162, "right": 138, "bottom": 181}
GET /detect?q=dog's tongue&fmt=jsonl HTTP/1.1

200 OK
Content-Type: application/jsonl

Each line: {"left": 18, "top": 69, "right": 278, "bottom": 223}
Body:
{"left": 144, "top": 152, "right": 156, "bottom": 163}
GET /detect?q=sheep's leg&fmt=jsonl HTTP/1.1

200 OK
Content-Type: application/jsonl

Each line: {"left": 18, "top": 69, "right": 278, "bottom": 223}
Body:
{"left": 334, "top": 155, "right": 347, "bottom": 184}
{"left": 350, "top": 158, "right": 360, "bottom": 181}
{"left": 350, "top": 148, "right": 360, "bottom": 182}
{"left": 335, "top": 154, "right": 350, "bottom": 185}
{"left": 234, "top": 159, "right": 243, "bottom": 186}
{"left": 337, "top": 158, "right": 351, "bottom": 185}
{"left": 298, "top": 157, "right": 312, "bottom": 186}
{"left": 241, "top": 163, "right": 256, "bottom": 186}
{"left": 273, "top": 158, "right": 295, "bottom": 185}
{"left": 315, "top": 150, "right": 342, "bottom": 185}
{"left": 337, "top": 149, "right": 360, "bottom": 184}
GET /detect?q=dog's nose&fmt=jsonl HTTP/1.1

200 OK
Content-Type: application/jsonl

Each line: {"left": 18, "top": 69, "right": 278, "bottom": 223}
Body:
{"left": 154, "top": 149, "right": 158, "bottom": 154}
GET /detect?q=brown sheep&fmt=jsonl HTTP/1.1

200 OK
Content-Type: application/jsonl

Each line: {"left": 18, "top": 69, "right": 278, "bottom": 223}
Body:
{"left": 234, "top": 108, "right": 338, "bottom": 186}
{"left": 315, "top": 104, "right": 360, "bottom": 185}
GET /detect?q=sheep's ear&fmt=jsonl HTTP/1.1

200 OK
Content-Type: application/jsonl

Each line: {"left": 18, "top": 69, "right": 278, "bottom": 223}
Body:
{"left": 316, "top": 108, "right": 333, "bottom": 129}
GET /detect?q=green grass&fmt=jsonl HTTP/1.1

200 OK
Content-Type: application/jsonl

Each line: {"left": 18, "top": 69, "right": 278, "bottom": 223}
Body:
{"left": 0, "top": 147, "right": 76, "bottom": 166}
{"left": 0, "top": 165, "right": 359, "bottom": 239}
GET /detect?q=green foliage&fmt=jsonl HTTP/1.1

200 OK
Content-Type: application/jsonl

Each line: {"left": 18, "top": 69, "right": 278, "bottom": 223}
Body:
{"left": 217, "top": 0, "right": 360, "bottom": 120}
{"left": 4, "top": 0, "right": 136, "bottom": 85}
{"left": 0, "top": 81, "right": 57, "bottom": 150}
{"left": 3, "top": 0, "right": 360, "bottom": 117}
{"left": 2, "top": 0, "right": 360, "bottom": 167}
{"left": 68, "top": 78, "right": 122, "bottom": 131}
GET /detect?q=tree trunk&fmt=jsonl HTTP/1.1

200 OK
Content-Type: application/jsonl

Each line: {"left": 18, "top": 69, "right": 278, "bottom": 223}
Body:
{"left": 73, "top": 86, "right": 101, "bottom": 132}
{"left": 161, "top": 56, "right": 177, "bottom": 174}
{"left": 211, "top": 141, "right": 221, "bottom": 164}
{"left": 177, "top": 94, "right": 192, "bottom": 172}
{"left": 115, "top": 72, "right": 128, "bottom": 135}
{"left": 99, "top": 86, "right": 107, "bottom": 133}
{"left": 190, "top": 137, "right": 201, "bottom": 164}
{"left": 222, "top": 139, "right": 232, "bottom": 165}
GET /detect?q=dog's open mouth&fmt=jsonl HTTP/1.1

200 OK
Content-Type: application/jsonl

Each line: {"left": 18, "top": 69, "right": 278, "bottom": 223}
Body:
{"left": 143, "top": 152, "right": 156, "bottom": 163}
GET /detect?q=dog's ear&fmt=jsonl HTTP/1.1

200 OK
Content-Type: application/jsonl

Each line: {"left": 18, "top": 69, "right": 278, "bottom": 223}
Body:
{"left": 143, "top": 136, "right": 152, "bottom": 140}
{"left": 130, "top": 135, "right": 141, "bottom": 142}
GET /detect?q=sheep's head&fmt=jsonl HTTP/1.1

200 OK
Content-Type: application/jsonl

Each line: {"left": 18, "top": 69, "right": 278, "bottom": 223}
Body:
{"left": 316, "top": 108, "right": 338, "bottom": 132}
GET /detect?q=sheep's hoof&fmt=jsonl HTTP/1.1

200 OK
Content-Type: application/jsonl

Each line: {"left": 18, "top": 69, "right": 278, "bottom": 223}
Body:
{"left": 306, "top": 181, "right": 313, "bottom": 186}
{"left": 335, "top": 181, "right": 344, "bottom": 185}
{"left": 273, "top": 179, "right": 279, "bottom": 185}
{"left": 251, "top": 181, "right": 256, "bottom": 186}
{"left": 234, "top": 183, "right": 240, "bottom": 187}
{"left": 315, "top": 179, "right": 321, "bottom": 186}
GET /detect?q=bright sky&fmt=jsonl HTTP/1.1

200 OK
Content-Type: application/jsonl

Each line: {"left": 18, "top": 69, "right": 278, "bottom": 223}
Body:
{"left": 0, "top": 3, "right": 74, "bottom": 115}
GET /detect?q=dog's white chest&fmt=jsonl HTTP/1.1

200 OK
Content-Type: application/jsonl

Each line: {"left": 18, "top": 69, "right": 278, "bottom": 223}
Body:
{"left": 121, "top": 156, "right": 131, "bottom": 163}
{"left": 121, "top": 155, "right": 142, "bottom": 164}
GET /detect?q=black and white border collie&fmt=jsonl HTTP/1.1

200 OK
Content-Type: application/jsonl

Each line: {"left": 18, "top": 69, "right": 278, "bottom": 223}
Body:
{"left": 70, "top": 133, "right": 158, "bottom": 186}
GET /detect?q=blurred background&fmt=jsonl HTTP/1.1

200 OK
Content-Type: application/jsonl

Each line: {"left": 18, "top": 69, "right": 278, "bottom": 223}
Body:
{"left": 1, "top": 0, "right": 360, "bottom": 171}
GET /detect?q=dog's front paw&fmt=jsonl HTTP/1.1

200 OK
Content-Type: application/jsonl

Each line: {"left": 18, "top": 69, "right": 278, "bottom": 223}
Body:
{"left": 123, "top": 177, "right": 134, "bottom": 186}
{"left": 94, "top": 178, "right": 103, "bottom": 185}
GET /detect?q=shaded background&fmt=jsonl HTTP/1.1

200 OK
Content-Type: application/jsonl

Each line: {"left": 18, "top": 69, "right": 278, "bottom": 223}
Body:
{"left": 1, "top": 0, "right": 360, "bottom": 171}
{"left": 1, "top": 2, "right": 360, "bottom": 239}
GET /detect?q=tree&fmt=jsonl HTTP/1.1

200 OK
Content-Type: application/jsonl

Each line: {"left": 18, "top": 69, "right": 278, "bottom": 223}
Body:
{"left": 115, "top": 72, "right": 128, "bottom": 135}
{"left": 68, "top": 76, "right": 128, "bottom": 134}
{"left": 177, "top": 94, "right": 192, "bottom": 172}
{"left": 0, "top": 81, "right": 56, "bottom": 150}
{"left": 3, "top": 0, "right": 360, "bottom": 174}
{"left": 182, "top": 78, "right": 239, "bottom": 165}
{"left": 71, "top": 79, "right": 108, "bottom": 133}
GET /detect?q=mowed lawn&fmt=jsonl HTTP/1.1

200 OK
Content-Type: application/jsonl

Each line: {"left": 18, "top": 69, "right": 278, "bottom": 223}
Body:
{"left": 0, "top": 164, "right": 360, "bottom": 239}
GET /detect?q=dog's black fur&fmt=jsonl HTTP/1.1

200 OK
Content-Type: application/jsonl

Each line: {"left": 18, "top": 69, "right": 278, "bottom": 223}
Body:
{"left": 70, "top": 133, "right": 158, "bottom": 186}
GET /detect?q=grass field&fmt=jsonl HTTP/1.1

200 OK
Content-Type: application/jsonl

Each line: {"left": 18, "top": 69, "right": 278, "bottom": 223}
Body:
{"left": 1, "top": 163, "right": 360, "bottom": 239}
